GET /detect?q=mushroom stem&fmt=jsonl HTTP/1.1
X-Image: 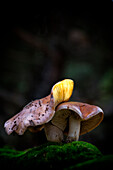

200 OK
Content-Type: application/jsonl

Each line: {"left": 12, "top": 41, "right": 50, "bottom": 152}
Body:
{"left": 67, "top": 115, "right": 81, "bottom": 142}
{"left": 44, "top": 122, "right": 64, "bottom": 142}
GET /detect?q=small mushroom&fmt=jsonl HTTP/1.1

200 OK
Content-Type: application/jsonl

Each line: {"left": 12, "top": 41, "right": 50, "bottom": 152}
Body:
{"left": 44, "top": 102, "right": 104, "bottom": 142}
{"left": 4, "top": 79, "right": 74, "bottom": 136}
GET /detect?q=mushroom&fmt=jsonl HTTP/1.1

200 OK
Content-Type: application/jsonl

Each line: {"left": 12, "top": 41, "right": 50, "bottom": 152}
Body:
{"left": 4, "top": 79, "right": 74, "bottom": 136}
{"left": 44, "top": 102, "right": 104, "bottom": 142}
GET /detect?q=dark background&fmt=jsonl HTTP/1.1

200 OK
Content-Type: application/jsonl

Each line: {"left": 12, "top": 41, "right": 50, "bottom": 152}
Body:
{"left": 0, "top": 7, "right": 113, "bottom": 154}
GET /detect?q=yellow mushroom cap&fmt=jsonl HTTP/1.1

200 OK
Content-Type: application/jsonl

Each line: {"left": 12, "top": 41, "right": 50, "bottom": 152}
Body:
{"left": 51, "top": 79, "right": 74, "bottom": 107}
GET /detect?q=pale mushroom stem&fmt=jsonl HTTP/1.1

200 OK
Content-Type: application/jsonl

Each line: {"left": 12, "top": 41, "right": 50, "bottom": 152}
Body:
{"left": 67, "top": 115, "right": 81, "bottom": 142}
{"left": 44, "top": 122, "right": 64, "bottom": 142}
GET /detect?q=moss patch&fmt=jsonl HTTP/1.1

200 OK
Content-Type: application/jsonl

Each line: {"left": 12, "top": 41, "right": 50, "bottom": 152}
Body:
{"left": 69, "top": 155, "right": 113, "bottom": 169}
{"left": 0, "top": 141, "right": 111, "bottom": 169}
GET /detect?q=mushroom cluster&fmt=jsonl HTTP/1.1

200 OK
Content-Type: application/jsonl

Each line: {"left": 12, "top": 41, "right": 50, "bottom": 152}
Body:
{"left": 4, "top": 79, "right": 104, "bottom": 143}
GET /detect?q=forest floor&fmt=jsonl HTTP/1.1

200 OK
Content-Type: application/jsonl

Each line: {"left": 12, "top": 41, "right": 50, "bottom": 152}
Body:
{"left": 0, "top": 141, "right": 113, "bottom": 169}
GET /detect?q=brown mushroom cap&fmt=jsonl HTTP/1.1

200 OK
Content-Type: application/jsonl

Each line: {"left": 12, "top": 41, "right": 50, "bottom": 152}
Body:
{"left": 4, "top": 79, "right": 74, "bottom": 135}
{"left": 53, "top": 102, "right": 104, "bottom": 135}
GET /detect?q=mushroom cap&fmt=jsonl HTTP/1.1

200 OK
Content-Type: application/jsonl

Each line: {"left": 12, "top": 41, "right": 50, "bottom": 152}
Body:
{"left": 28, "top": 125, "right": 45, "bottom": 133}
{"left": 4, "top": 79, "right": 74, "bottom": 135}
{"left": 4, "top": 95, "right": 54, "bottom": 135}
{"left": 51, "top": 79, "right": 74, "bottom": 107}
{"left": 53, "top": 102, "right": 104, "bottom": 135}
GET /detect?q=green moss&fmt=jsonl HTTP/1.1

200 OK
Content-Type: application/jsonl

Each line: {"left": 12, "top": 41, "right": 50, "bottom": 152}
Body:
{"left": 0, "top": 141, "right": 104, "bottom": 169}
{"left": 69, "top": 155, "right": 113, "bottom": 169}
